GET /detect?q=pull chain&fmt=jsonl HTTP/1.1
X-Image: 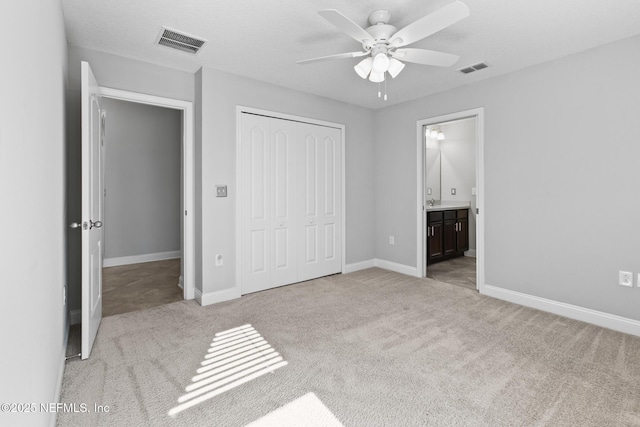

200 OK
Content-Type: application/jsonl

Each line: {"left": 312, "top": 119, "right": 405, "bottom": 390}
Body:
{"left": 384, "top": 77, "right": 388, "bottom": 101}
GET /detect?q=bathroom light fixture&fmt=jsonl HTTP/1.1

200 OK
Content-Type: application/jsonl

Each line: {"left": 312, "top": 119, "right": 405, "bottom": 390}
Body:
{"left": 426, "top": 127, "right": 445, "bottom": 140}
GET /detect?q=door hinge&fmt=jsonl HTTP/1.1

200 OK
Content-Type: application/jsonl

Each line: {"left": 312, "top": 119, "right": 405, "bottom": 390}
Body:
{"left": 476, "top": 208, "right": 479, "bottom": 214}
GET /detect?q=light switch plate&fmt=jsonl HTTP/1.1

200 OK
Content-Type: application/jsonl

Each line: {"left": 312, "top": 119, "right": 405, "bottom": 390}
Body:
{"left": 427, "top": 187, "right": 432, "bottom": 195}
{"left": 471, "top": 187, "right": 477, "bottom": 196}
{"left": 451, "top": 188, "right": 456, "bottom": 195}
{"left": 216, "top": 185, "right": 227, "bottom": 197}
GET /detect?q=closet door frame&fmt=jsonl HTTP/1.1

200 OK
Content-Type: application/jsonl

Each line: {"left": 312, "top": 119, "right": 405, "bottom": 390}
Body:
{"left": 235, "top": 106, "right": 346, "bottom": 295}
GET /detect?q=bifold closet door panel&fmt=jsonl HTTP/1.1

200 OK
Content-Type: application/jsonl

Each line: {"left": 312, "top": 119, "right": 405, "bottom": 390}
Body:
{"left": 240, "top": 114, "right": 271, "bottom": 294}
{"left": 297, "top": 123, "right": 342, "bottom": 282}
{"left": 240, "top": 115, "right": 299, "bottom": 294}
{"left": 270, "top": 120, "right": 299, "bottom": 287}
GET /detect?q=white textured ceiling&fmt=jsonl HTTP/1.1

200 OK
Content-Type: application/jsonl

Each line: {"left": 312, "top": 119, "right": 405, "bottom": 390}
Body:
{"left": 61, "top": 0, "right": 640, "bottom": 109}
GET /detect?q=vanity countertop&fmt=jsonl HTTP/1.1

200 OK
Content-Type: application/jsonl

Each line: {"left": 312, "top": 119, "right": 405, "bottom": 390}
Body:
{"left": 426, "top": 203, "right": 470, "bottom": 212}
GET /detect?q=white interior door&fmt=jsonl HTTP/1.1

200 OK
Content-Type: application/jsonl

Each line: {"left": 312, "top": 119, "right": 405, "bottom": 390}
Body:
{"left": 80, "top": 61, "right": 104, "bottom": 359}
{"left": 240, "top": 114, "right": 298, "bottom": 293}
{"left": 298, "top": 124, "right": 342, "bottom": 281}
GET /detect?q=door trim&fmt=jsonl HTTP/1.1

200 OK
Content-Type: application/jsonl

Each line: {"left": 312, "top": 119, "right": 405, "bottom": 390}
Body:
{"left": 416, "top": 107, "right": 485, "bottom": 292}
{"left": 99, "top": 86, "right": 195, "bottom": 300}
{"left": 235, "top": 106, "right": 346, "bottom": 295}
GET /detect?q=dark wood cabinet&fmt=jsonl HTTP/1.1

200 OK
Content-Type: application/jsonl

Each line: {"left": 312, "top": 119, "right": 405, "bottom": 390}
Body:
{"left": 427, "top": 208, "right": 469, "bottom": 265}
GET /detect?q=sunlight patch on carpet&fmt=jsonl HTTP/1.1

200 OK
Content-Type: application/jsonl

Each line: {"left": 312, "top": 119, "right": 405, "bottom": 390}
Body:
{"left": 246, "top": 392, "right": 344, "bottom": 427}
{"left": 168, "top": 324, "right": 287, "bottom": 417}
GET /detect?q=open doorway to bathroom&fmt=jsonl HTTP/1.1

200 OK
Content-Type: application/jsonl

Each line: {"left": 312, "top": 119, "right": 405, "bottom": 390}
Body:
{"left": 424, "top": 117, "right": 476, "bottom": 290}
{"left": 417, "top": 108, "right": 485, "bottom": 292}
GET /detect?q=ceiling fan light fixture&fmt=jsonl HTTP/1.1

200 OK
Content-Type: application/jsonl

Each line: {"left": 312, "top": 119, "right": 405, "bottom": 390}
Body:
{"left": 354, "top": 57, "right": 373, "bottom": 79}
{"left": 387, "top": 58, "right": 405, "bottom": 78}
{"left": 372, "top": 52, "right": 390, "bottom": 73}
{"left": 369, "top": 70, "right": 385, "bottom": 83}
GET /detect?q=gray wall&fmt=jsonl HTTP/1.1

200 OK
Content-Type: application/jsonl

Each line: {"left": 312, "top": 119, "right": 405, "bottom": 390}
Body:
{"left": 102, "top": 98, "right": 181, "bottom": 260}
{"left": 197, "top": 67, "right": 376, "bottom": 295}
{"left": 66, "top": 48, "right": 194, "bottom": 312}
{"left": 0, "top": 1, "right": 68, "bottom": 425}
{"left": 374, "top": 35, "right": 640, "bottom": 320}
{"left": 439, "top": 118, "right": 477, "bottom": 251}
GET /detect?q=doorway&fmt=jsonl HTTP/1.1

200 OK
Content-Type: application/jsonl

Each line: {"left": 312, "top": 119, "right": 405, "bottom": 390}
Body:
{"left": 100, "top": 87, "right": 195, "bottom": 304}
{"left": 101, "top": 98, "right": 182, "bottom": 316}
{"left": 416, "top": 108, "right": 485, "bottom": 292}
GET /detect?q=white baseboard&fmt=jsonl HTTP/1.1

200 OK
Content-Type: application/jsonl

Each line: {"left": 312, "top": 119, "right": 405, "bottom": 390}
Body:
{"left": 343, "top": 258, "right": 419, "bottom": 277}
{"left": 103, "top": 250, "right": 181, "bottom": 268}
{"left": 196, "top": 287, "right": 241, "bottom": 307}
{"left": 70, "top": 309, "right": 81, "bottom": 326}
{"left": 464, "top": 249, "right": 476, "bottom": 257}
{"left": 482, "top": 284, "right": 640, "bottom": 337}
{"left": 374, "top": 259, "right": 420, "bottom": 277}
{"left": 343, "top": 259, "right": 376, "bottom": 273}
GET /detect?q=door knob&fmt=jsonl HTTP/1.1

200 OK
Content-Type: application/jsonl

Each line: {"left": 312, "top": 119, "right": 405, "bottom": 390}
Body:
{"left": 310, "top": 219, "right": 314, "bottom": 224}
{"left": 90, "top": 220, "right": 103, "bottom": 229}
{"left": 70, "top": 221, "right": 88, "bottom": 230}
{"left": 280, "top": 222, "right": 284, "bottom": 226}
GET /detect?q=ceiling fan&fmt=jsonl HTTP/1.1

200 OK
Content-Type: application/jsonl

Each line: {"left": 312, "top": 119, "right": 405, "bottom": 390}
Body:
{"left": 298, "top": 1, "right": 469, "bottom": 93}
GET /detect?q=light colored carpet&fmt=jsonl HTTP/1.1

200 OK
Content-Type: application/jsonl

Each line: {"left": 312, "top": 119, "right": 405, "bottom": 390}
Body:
{"left": 58, "top": 268, "right": 640, "bottom": 426}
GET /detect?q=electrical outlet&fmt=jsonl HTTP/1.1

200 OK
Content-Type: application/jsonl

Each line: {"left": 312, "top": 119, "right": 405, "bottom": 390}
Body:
{"left": 389, "top": 236, "right": 395, "bottom": 245}
{"left": 619, "top": 271, "right": 633, "bottom": 287}
{"left": 216, "top": 254, "right": 224, "bottom": 266}
{"left": 215, "top": 185, "right": 227, "bottom": 197}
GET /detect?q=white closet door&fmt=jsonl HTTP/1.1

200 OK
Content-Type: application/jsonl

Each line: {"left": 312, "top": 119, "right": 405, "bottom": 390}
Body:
{"left": 270, "top": 119, "right": 299, "bottom": 287}
{"left": 298, "top": 123, "right": 342, "bottom": 281}
{"left": 241, "top": 114, "right": 271, "bottom": 293}
{"left": 240, "top": 114, "right": 298, "bottom": 293}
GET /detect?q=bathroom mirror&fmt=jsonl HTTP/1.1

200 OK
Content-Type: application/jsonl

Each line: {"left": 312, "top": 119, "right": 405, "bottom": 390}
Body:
{"left": 425, "top": 147, "right": 441, "bottom": 202}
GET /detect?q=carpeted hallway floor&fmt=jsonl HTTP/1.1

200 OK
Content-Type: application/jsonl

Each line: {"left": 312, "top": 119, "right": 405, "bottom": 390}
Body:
{"left": 58, "top": 268, "right": 640, "bottom": 426}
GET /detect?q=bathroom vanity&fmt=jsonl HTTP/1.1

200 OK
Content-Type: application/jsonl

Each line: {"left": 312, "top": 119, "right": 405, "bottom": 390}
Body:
{"left": 426, "top": 205, "right": 469, "bottom": 265}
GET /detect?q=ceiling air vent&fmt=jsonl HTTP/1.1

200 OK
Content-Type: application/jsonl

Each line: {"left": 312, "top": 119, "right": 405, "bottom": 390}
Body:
{"left": 156, "top": 27, "right": 207, "bottom": 54}
{"left": 459, "top": 62, "right": 488, "bottom": 74}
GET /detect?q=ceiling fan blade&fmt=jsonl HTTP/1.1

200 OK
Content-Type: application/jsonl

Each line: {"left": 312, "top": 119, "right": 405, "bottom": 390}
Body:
{"left": 318, "top": 9, "right": 373, "bottom": 46}
{"left": 392, "top": 48, "right": 460, "bottom": 67}
{"left": 297, "top": 51, "right": 368, "bottom": 65}
{"left": 389, "top": 1, "right": 469, "bottom": 47}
